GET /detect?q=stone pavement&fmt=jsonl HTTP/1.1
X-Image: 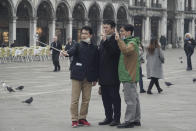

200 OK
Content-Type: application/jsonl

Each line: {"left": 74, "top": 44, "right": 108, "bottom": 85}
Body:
{"left": 0, "top": 49, "right": 196, "bottom": 131}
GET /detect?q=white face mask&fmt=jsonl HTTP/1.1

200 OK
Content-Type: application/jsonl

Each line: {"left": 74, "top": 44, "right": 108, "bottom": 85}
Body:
{"left": 82, "top": 38, "right": 91, "bottom": 44}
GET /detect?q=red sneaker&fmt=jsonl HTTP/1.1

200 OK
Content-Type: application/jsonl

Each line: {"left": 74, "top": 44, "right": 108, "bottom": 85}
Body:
{"left": 78, "top": 119, "right": 90, "bottom": 126}
{"left": 72, "top": 121, "right": 78, "bottom": 128}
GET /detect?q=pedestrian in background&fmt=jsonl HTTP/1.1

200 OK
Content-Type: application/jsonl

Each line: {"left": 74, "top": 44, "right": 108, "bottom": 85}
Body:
{"left": 184, "top": 33, "right": 195, "bottom": 71}
{"left": 160, "top": 35, "right": 167, "bottom": 50}
{"left": 146, "top": 38, "right": 164, "bottom": 94}
{"left": 138, "top": 41, "right": 146, "bottom": 93}
{"left": 50, "top": 36, "right": 62, "bottom": 72}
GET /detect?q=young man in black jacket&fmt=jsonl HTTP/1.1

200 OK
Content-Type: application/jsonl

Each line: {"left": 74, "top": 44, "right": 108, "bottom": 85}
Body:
{"left": 98, "top": 20, "right": 121, "bottom": 126}
{"left": 61, "top": 26, "right": 99, "bottom": 128}
{"left": 50, "top": 36, "right": 62, "bottom": 72}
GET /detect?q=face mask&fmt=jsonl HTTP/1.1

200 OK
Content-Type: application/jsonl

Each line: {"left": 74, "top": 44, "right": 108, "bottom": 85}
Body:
{"left": 82, "top": 38, "right": 91, "bottom": 44}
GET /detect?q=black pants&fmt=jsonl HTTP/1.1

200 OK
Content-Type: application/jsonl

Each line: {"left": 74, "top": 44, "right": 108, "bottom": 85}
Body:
{"left": 148, "top": 77, "right": 161, "bottom": 91}
{"left": 101, "top": 84, "right": 121, "bottom": 122}
{"left": 185, "top": 50, "right": 194, "bottom": 70}
{"left": 52, "top": 54, "right": 60, "bottom": 71}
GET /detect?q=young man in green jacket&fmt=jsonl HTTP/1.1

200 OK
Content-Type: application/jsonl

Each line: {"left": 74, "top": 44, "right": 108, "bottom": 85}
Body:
{"left": 115, "top": 24, "right": 141, "bottom": 128}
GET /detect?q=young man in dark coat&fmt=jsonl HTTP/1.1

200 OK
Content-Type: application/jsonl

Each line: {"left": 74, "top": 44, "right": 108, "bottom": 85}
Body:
{"left": 98, "top": 20, "right": 121, "bottom": 126}
{"left": 50, "top": 36, "right": 62, "bottom": 72}
{"left": 61, "top": 26, "right": 99, "bottom": 128}
{"left": 160, "top": 35, "right": 167, "bottom": 50}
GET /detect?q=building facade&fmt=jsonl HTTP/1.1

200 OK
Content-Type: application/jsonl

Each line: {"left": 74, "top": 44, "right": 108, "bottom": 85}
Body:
{"left": 0, "top": 0, "right": 196, "bottom": 47}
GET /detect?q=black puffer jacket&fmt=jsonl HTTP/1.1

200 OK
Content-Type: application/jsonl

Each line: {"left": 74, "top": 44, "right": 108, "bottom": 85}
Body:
{"left": 67, "top": 41, "right": 99, "bottom": 82}
{"left": 98, "top": 35, "right": 120, "bottom": 86}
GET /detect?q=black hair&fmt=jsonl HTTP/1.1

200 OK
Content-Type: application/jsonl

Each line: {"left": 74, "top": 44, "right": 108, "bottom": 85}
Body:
{"left": 124, "top": 24, "right": 134, "bottom": 35}
{"left": 81, "top": 26, "right": 93, "bottom": 35}
{"left": 103, "top": 19, "right": 116, "bottom": 28}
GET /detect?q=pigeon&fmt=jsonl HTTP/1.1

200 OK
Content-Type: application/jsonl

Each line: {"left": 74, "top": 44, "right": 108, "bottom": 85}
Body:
{"left": 15, "top": 86, "right": 24, "bottom": 91}
{"left": 142, "top": 74, "right": 145, "bottom": 77}
{"left": 165, "top": 82, "right": 174, "bottom": 87}
{"left": 22, "top": 97, "right": 33, "bottom": 104}
{"left": 178, "top": 57, "right": 183, "bottom": 63}
{"left": 7, "top": 86, "right": 15, "bottom": 92}
{"left": 193, "top": 78, "right": 196, "bottom": 83}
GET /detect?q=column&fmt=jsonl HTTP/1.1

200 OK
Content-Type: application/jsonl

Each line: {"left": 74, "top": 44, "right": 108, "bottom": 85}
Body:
{"left": 176, "top": 17, "right": 184, "bottom": 47}
{"left": 9, "top": 16, "right": 17, "bottom": 46}
{"left": 84, "top": 18, "right": 89, "bottom": 26}
{"left": 49, "top": 18, "right": 56, "bottom": 44}
{"left": 160, "top": 13, "right": 167, "bottom": 37}
{"left": 128, "top": 15, "right": 134, "bottom": 24}
{"left": 66, "top": 17, "right": 73, "bottom": 40}
{"left": 30, "top": 17, "right": 37, "bottom": 47}
{"left": 144, "top": 16, "right": 151, "bottom": 45}
{"left": 191, "top": 18, "right": 195, "bottom": 39}
{"left": 97, "top": 18, "right": 103, "bottom": 45}
{"left": 129, "top": 0, "right": 134, "bottom": 6}
{"left": 146, "top": 0, "right": 151, "bottom": 7}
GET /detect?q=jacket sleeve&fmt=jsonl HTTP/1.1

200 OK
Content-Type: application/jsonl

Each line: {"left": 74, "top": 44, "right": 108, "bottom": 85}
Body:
{"left": 67, "top": 43, "right": 79, "bottom": 57}
{"left": 94, "top": 46, "right": 99, "bottom": 82}
{"left": 159, "top": 48, "right": 165, "bottom": 63}
{"left": 117, "top": 39, "right": 135, "bottom": 56}
{"left": 101, "top": 36, "right": 120, "bottom": 55}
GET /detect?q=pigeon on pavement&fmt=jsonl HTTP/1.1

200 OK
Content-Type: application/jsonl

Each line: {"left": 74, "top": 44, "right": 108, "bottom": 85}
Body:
{"left": 193, "top": 78, "right": 196, "bottom": 83}
{"left": 165, "top": 82, "right": 174, "bottom": 87}
{"left": 7, "top": 86, "right": 15, "bottom": 92}
{"left": 22, "top": 97, "right": 33, "bottom": 104}
{"left": 15, "top": 86, "right": 24, "bottom": 91}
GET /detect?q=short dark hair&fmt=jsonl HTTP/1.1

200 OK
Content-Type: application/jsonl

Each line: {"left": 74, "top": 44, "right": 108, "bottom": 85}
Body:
{"left": 81, "top": 26, "right": 93, "bottom": 35}
{"left": 103, "top": 20, "right": 116, "bottom": 28}
{"left": 124, "top": 24, "right": 134, "bottom": 35}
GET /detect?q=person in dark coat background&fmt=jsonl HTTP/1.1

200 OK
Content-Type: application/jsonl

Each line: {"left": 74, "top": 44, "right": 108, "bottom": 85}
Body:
{"left": 184, "top": 33, "right": 196, "bottom": 71}
{"left": 160, "top": 35, "right": 167, "bottom": 50}
{"left": 98, "top": 20, "right": 121, "bottom": 126}
{"left": 50, "top": 36, "right": 62, "bottom": 72}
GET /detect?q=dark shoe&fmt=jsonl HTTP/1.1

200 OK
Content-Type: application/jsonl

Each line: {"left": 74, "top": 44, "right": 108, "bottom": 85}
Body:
{"left": 158, "top": 88, "right": 163, "bottom": 93}
{"left": 117, "top": 122, "right": 134, "bottom": 128}
{"left": 140, "top": 89, "right": 146, "bottom": 93}
{"left": 53, "top": 69, "right": 57, "bottom": 72}
{"left": 147, "top": 91, "right": 153, "bottom": 94}
{"left": 78, "top": 119, "right": 90, "bottom": 126}
{"left": 133, "top": 121, "right": 141, "bottom": 126}
{"left": 98, "top": 119, "right": 112, "bottom": 125}
{"left": 109, "top": 121, "right": 120, "bottom": 126}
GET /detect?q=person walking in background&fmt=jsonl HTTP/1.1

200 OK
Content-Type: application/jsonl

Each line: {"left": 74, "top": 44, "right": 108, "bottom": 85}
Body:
{"left": 50, "top": 36, "right": 62, "bottom": 72}
{"left": 139, "top": 42, "right": 146, "bottom": 93}
{"left": 65, "top": 37, "right": 74, "bottom": 70}
{"left": 160, "top": 35, "right": 167, "bottom": 50}
{"left": 61, "top": 26, "right": 99, "bottom": 128}
{"left": 184, "top": 33, "right": 195, "bottom": 71}
{"left": 98, "top": 20, "right": 121, "bottom": 126}
{"left": 115, "top": 24, "right": 141, "bottom": 128}
{"left": 65, "top": 37, "right": 73, "bottom": 51}
{"left": 146, "top": 38, "right": 164, "bottom": 94}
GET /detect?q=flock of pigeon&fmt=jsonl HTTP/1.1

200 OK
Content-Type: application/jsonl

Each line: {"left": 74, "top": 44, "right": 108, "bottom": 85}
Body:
{"left": 1, "top": 81, "right": 33, "bottom": 104}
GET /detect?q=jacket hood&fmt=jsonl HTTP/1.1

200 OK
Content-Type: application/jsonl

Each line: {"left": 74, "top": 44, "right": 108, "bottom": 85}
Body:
{"left": 124, "top": 36, "right": 140, "bottom": 46}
